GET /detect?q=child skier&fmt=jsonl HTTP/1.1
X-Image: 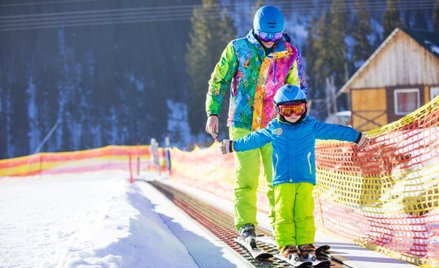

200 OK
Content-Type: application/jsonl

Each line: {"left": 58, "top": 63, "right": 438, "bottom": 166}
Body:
{"left": 219, "top": 84, "right": 368, "bottom": 261}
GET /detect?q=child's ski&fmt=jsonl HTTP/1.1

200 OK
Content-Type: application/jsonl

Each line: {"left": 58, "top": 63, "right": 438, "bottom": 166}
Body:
{"left": 256, "top": 236, "right": 331, "bottom": 268}
{"left": 274, "top": 253, "right": 313, "bottom": 268}
{"left": 234, "top": 236, "right": 273, "bottom": 261}
{"left": 315, "top": 245, "right": 331, "bottom": 259}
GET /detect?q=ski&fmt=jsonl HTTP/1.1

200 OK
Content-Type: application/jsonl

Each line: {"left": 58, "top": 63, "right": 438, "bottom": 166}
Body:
{"left": 301, "top": 254, "right": 331, "bottom": 268}
{"left": 274, "top": 253, "right": 313, "bottom": 268}
{"left": 256, "top": 236, "right": 331, "bottom": 268}
{"left": 315, "top": 245, "right": 331, "bottom": 259}
{"left": 255, "top": 235, "right": 277, "bottom": 245}
{"left": 234, "top": 236, "right": 273, "bottom": 261}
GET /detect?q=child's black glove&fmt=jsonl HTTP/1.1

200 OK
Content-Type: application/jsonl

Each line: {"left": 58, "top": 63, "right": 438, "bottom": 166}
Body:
{"left": 356, "top": 133, "right": 370, "bottom": 150}
{"left": 219, "top": 139, "right": 234, "bottom": 154}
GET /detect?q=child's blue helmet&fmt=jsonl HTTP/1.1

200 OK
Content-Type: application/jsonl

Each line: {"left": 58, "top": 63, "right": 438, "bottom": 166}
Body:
{"left": 274, "top": 84, "right": 307, "bottom": 106}
{"left": 253, "top": 5, "right": 284, "bottom": 34}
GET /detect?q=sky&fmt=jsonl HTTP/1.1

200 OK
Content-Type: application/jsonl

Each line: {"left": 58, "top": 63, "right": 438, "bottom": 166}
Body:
{"left": 0, "top": 171, "right": 243, "bottom": 268}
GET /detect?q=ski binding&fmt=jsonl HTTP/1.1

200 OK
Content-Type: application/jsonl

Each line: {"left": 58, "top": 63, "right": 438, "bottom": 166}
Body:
{"left": 234, "top": 236, "right": 273, "bottom": 261}
{"left": 256, "top": 236, "right": 331, "bottom": 267}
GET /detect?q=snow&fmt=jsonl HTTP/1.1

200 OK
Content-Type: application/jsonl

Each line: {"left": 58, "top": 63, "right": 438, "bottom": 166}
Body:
{"left": 424, "top": 40, "right": 439, "bottom": 56}
{"left": 0, "top": 171, "right": 238, "bottom": 268}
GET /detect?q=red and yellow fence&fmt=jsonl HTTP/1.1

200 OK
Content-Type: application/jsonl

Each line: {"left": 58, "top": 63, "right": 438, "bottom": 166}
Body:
{"left": 169, "top": 95, "right": 439, "bottom": 267}
{"left": 0, "top": 145, "right": 168, "bottom": 177}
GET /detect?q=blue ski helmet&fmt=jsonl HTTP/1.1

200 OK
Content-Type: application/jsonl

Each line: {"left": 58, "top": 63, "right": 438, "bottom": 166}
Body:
{"left": 274, "top": 84, "right": 307, "bottom": 106}
{"left": 253, "top": 5, "right": 284, "bottom": 34}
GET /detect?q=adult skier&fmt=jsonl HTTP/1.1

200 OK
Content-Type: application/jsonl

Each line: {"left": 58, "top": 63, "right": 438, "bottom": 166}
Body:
{"left": 205, "top": 5, "right": 307, "bottom": 251}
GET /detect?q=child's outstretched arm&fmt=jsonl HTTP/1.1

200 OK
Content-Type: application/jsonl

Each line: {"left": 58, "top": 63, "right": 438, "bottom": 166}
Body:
{"left": 314, "top": 120, "right": 370, "bottom": 149}
{"left": 219, "top": 128, "right": 272, "bottom": 155}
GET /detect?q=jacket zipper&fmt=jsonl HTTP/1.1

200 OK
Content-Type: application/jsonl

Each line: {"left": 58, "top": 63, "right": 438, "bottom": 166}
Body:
{"left": 307, "top": 152, "right": 312, "bottom": 174}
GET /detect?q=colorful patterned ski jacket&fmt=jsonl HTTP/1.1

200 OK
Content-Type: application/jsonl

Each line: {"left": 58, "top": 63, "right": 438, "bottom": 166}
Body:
{"left": 233, "top": 117, "right": 361, "bottom": 186}
{"left": 206, "top": 30, "right": 307, "bottom": 131}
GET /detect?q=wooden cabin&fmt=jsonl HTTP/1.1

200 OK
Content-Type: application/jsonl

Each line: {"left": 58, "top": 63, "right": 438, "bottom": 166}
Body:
{"left": 338, "top": 28, "right": 439, "bottom": 131}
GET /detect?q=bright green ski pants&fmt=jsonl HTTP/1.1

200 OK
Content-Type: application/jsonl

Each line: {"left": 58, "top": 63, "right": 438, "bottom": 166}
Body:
{"left": 229, "top": 127, "right": 275, "bottom": 230}
{"left": 274, "top": 182, "right": 316, "bottom": 248}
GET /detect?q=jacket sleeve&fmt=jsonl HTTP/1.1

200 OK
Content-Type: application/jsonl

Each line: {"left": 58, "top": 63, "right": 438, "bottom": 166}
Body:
{"left": 313, "top": 121, "right": 361, "bottom": 143}
{"left": 205, "top": 41, "right": 238, "bottom": 117}
{"left": 233, "top": 128, "right": 272, "bottom": 152}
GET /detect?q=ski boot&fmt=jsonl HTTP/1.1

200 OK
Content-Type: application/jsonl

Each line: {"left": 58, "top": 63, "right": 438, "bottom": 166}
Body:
{"left": 278, "top": 245, "right": 313, "bottom": 267}
{"left": 235, "top": 224, "right": 272, "bottom": 260}
{"left": 298, "top": 244, "right": 317, "bottom": 262}
{"left": 280, "top": 245, "right": 298, "bottom": 259}
{"left": 239, "top": 223, "right": 256, "bottom": 248}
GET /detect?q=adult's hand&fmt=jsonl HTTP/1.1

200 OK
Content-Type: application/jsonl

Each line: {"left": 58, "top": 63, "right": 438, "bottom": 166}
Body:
{"left": 205, "top": 115, "right": 219, "bottom": 139}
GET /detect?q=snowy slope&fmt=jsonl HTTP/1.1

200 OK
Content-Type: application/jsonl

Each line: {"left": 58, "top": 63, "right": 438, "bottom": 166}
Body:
{"left": 0, "top": 172, "right": 241, "bottom": 268}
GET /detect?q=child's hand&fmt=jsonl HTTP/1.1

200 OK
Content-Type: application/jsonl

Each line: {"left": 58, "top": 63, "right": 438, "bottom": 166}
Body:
{"left": 356, "top": 133, "right": 370, "bottom": 150}
{"left": 219, "top": 139, "right": 234, "bottom": 154}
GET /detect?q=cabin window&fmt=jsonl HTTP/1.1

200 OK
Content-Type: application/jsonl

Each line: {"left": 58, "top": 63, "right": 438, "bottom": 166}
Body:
{"left": 431, "top": 87, "right": 439, "bottom": 100}
{"left": 394, "top": 88, "right": 420, "bottom": 115}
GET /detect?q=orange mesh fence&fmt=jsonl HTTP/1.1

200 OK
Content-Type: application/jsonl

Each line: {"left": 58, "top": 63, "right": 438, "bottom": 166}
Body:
{"left": 314, "top": 96, "right": 439, "bottom": 267}
{"left": 169, "top": 95, "right": 439, "bottom": 267}
{"left": 0, "top": 145, "right": 169, "bottom": 177}
{"left": 169, "top": 145, "right": 236, "bottom": 207}
{"left": 169, "top": 144, "right": 272, "bottom": 214}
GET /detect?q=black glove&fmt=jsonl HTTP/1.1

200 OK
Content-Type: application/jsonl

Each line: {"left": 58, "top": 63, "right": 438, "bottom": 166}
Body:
{"left": 219, "top": 139, "right": 234, "bottom": 154}
{"left": 356, "top": 132, "right": 370, "bottom": 150}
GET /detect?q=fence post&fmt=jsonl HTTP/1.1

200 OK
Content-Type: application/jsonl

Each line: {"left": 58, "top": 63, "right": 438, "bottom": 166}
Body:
{"left": 151, "top": 138, "right": 160, "bottom": 175}
{"left": 136, "top": 143, "right": 140, "bottom": 176}
{"left": 165, "top": 136, "right": 171, "bottom": 176}
{"left": 129, "top": 153, "right": 134, "bottom": 183}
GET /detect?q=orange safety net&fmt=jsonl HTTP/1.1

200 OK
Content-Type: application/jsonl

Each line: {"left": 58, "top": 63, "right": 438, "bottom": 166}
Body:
{"left": 169, "top": 144, "right": 272, "bottom": 214}
{"left": 315, "top": 96, "right": 439, "bottom": 267}
{"left": 169, "top": 96, "right": 439, "bottom": 267}
{"left": 0, "top": 145, "right": 169, "bottom": 177}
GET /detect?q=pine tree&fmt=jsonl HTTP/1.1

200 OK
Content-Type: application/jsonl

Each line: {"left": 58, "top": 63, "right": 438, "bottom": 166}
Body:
{"left": 307, "top": 0, "right": 350, "bottom": 119}
{"left": 314, "top": 13, "right": 331, "bottom": 92}
{"left": 304, "top": 16, "right": 318, "bottom": 90}
{"left": 305, "top": 16, "right": 323, "bottom": 95}
{"left": 382, "top": 0, "right": 402, "bottom": 38}
{"left": 308, "top": 12, "right": 331, "bottom": 120}
{"left": 352, "top": 0, "right": 373, "bottom": 68}
{"left": 327, "top": 0, "right": 351, "bottom": 114}
{"left": 304, "top": 16, "right": 322, "bottom": 119}
{"left": 434, "top": 0, "right": 439, "bottom": 31}
{"left": 185, "top": 0, "right": 236, "bottom": 136}
{"left": 327, "top": 0, "right": 349, "bottom": 88}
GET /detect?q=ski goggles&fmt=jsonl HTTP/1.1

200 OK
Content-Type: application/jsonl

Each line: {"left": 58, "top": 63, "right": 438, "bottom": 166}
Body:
{"left": 257, "top": 31, "right": 283, "bottom": 42}
{"left": 278, "top": 103, "right": 306, "bottom": 117}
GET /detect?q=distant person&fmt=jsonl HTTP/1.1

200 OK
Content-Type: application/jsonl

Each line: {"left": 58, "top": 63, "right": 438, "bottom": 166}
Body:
{"left": 205, "top": 5, "right": 307, "bottom": 247}
{"left": 219, "top": 84, "right": 369, "bottom": 260}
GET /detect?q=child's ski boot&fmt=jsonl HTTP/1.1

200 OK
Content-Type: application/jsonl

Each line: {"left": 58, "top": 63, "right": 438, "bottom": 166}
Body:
{"left": 277, "top": 245, "right": 312, "bottom": 267}
{"left": 298, "top": 244, "right": 317, "bottom": 262}
{"left": 280, "top": 245, "right": 298, "bottom": 259}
